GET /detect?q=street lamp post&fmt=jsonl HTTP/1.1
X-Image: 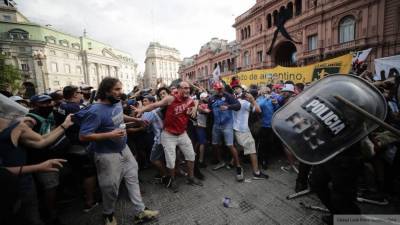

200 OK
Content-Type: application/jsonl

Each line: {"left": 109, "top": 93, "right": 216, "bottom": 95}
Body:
{"left": 32, "top": 50, "right": 47, "bottom": 93}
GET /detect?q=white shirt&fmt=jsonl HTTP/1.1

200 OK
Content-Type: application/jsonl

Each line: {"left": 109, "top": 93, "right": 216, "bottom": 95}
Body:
{"left": 233, "top": 99, "right": 254, "bottom": 132}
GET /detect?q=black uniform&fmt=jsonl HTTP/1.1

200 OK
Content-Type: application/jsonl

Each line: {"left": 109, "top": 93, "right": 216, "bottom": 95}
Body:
{"left": 310, "top": 142, "right": 363, "bottom": 215}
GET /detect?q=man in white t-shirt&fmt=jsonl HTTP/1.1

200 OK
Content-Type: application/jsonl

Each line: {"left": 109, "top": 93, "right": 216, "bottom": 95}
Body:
{"left": 233, "top": 85, "right": 269, "bottom": 179}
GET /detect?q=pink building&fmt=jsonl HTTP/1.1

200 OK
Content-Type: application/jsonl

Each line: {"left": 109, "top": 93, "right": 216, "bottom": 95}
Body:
{"left": 180, "top": 0, "right": 400, "bottom": 83}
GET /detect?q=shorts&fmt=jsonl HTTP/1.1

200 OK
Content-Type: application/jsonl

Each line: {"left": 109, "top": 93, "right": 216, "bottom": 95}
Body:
{"left": 35, "top": 171, "right": 59, "bottom": 190}
{"left": 161, "top": 131, "right": 195, "bottom": 169}
{"left": 150, "top": 143, "right": 165, "bottom": 162}
{"left": 196, "top": 127, "right": 207, "bottom": 145}
{"left": 212, "top": 124, "right": 234, "bottom": 146}
{"left": 234, "top": 130, "right": 256, "bottom": 155}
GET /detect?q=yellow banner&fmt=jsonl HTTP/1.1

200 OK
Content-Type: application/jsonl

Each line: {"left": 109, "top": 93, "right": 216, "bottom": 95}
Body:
{"left": 222, "top": 54, "right": 353, "bottom": 86}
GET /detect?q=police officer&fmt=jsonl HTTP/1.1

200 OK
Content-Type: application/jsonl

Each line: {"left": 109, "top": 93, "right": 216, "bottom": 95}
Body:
{"left": 310, "top": 142, "right": 363, "bottom": 225}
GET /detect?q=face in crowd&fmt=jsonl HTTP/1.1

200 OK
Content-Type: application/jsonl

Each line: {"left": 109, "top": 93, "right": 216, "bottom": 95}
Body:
{"left": 35, "top": 100, "right": 54, "bottom": 117}
{"left": 106, "top": 81, "right": 123, "bottom": 103}
{"left": 158, "top": 89, "right": 169, "bottom": 100}
{"left": 234, "top": 86, "right": 243, "bottom": 96}
{"left": 178, "top": 82, "right": 191, "bottom": 98}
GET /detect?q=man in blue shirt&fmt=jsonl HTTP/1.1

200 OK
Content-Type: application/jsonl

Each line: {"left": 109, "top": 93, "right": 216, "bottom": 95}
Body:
{"left": 78, "top": 77, "right": 158, "bottom": 225}
{"left": 208, "top": 81, "right": 244, "bottom": 182}
{"left": 57, "top": 85, "right": 98, "bottom": 212}
{"left": 256, "top": 86, "right": 280, "bottom": 170}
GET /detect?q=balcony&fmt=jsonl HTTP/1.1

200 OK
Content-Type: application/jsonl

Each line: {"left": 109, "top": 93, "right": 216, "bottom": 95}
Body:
{"left": 325, "top": 38, "right": 367, "bottom": 54}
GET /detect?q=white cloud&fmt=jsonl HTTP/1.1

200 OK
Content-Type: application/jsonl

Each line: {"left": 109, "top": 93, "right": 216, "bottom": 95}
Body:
{"left": 15, "top": 0, "right": 254, "bottom": 71}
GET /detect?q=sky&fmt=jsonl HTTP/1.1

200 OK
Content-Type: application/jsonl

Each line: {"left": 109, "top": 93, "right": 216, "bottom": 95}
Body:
{"left": 15, "top": 0, "right": 255, "bottom": 72}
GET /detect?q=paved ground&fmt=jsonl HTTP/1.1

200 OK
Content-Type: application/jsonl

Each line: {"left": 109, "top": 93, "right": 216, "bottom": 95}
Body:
{"left": 58, "top": 158, "right": 398, "bottom": 225}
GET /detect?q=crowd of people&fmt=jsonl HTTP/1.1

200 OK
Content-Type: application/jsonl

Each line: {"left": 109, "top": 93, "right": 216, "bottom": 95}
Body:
{"left": 0, "top": 64, "right": 399, "bottom": 225}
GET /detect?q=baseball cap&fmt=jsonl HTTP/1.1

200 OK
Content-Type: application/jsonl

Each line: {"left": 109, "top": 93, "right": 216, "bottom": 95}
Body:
{"left": 80, "top": 84, "right": 93, "bottom": 90}
{"left": 30, "top": 94, "right": 52, "bottom": 103}
{"left": 200, "top": 92, "right": 208, "bottom": 99}
{"left": 281, "top": 84, "right": 295, "bottom": 93}
{"left": 127, "top": 99, "right": 137, "bottom": 106}
{"left": 212, "top": 81, "right": 224, "bottom": 90}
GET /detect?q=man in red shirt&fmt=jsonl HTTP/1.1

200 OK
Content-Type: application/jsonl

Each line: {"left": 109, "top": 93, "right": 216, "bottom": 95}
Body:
{"left": 135, "top": 82, "right": 202, "bottom": 192}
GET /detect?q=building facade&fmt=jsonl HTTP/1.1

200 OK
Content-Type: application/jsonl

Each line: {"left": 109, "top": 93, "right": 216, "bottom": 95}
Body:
{"left": 0, "top": 1, "right": 138, "bottom": 96}
{"left": 180, "top": 0, "right": 400, "bottom": 83}
{"left": 179, "top": 38, "right": 239, "bottom": 88}
{"left": 143, "top": 42, "right": 181, "bottom": 88}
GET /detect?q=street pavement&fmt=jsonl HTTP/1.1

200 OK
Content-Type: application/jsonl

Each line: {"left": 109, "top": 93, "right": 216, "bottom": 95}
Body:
{"left": 59, "top": 158, "right": 398, "bottom": 225}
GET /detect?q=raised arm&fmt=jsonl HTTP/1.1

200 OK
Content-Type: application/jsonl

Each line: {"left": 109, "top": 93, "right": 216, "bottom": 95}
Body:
{"left": 134, "top": 95, "right": 174, "bottom": 116}
{"left": 20, "top": 115, "right": 74, "bottom": 149}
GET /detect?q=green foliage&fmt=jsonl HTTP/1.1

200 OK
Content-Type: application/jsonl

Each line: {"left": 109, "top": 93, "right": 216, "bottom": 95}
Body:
{"left": 0, "top": 54, "right": 22, "bottom": 93}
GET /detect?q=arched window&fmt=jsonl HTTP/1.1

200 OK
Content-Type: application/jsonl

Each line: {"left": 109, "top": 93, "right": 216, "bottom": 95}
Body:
{"left": 241, "top": 29, "right": 244, "bottom": 40}
{"left": 267, "top": 14, "right": 272, "bottom": 28}
{"left": 295, "top": 0, "right": 302, "bottom": 16}
{"left": 339, "top": 16, "right": 355, "bottom": 43}
{"left": 8, "top": 29, "right": 29, "bottom": 40}
{"left": 287, "top": 2, "right": 294, "bottom": 19}
{"left": 248, "top": 26, "right": 251, "bottom": 37}
{"left": 273, "top": 10, "right": 278, "bottom": 25}
{"left": 243, "top": 51, "right": 250, "bottom": 67}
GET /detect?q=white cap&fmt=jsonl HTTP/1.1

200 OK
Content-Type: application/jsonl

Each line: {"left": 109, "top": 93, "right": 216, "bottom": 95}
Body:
{"left": 281, "top": 84, "right": 295, "bottom": 93}
{"left": 9, "top": 96, "right": 24, "bottom": 102}
{"left": 200, "top": 92, "right": 208, "bottom": 99}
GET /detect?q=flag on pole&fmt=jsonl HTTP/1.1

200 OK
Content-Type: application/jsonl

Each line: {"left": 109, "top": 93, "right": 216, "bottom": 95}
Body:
{"left": 212, "top": 65, "right": 221, "bottom": 83}
{"left": 352, "top": 48, "right": 372, "bottom": 65}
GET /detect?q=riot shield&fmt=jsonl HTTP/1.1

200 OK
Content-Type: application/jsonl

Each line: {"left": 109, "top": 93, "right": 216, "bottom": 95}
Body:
{"left": 272, "top": 74, "right": 387, "bottom": 165}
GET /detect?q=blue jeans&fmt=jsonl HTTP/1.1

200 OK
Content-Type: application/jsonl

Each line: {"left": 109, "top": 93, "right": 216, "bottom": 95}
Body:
{"left": 212, "top": 124, "right": 234, "bottom": 146}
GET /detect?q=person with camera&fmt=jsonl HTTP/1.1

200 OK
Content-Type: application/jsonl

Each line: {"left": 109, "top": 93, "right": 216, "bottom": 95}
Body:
{"left": 232, "top": 85, "right": 270, "bottom": 180}
{"left": 78, "top": 77, "right": 158, "bottom": 225}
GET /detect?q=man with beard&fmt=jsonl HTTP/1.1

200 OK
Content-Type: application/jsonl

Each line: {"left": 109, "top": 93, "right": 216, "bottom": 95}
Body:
{"left": 26, "top": 94, "right": 64, "bottom": 225}
{"left": 78, "top": 77, "right": 159, "bottom": 225}
{"left": 135, "top": 81, "right": 203, "bottom": 193}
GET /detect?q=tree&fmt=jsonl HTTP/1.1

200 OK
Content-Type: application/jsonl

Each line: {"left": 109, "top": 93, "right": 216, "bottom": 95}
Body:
{"left": 0, "top": 54, "right": 22, "bottom": 93}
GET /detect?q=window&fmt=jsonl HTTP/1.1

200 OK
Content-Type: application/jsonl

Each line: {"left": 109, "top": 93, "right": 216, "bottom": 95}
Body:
{"left": 51, "top": 62, "right": 58, "bottom": 72}
{"left": 287, "top": 2, "right": 294, "bottom": 19}
{"left": 257, "top": 51, "right": 263, "bottom": 63}
{"left": 76, "top": 66, "right": 82, "bottom": 74}
{"left": 339, "top": 16, "right": 355, "bottom": 43}
{"left": 295, "top": 0, "right": 302, "bottom": 16}
{"left": 8, "top": 29, "right": 29, "bottom": 40}
{"left": 63, "top": 53, "right": 69, "bottom": 58}
{"left": 21, "top": 63, "right": 29, "bottom": 71}
{"left": 49, "top": 50, "right": 56, "bottom": 55}
{"left": 45, "top": 36, "right": 56, "bottom": 44}
{"left": 3, "top": 15, "right": 11, "bottom": 21}
{"left": 59, "top": 40, "right": 69, "bottom": 47}
{"left": 72, "top": 43, "right": 80, "bottom": 50}
{"left": 87, "top": 42, "right": 92, "bottom": 50}
{"left": 243, "top": 51, "right": 250, "bottom": 66}
{"left": 267, "top": 14, "right": 272, "bottom": 28}
{"left": 53, "top": 81, "right": 60, "bottom": 85}
{"left": 19, "top": 47, "right": 25, "bottom": 52}
{"left": 308, "top": 35, "right": 317, "bottom": 50}
{"left": 64, "top": 64, "right": 71, "bottom": 74}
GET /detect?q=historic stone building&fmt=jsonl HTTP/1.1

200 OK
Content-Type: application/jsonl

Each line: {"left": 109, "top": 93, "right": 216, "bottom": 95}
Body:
{"left": 0, "top": 1, "right": 138, "bottom": 96}
{"left": 180, "top": 0, "right": 400, "bottom": 83}
{"left": 179, "top": 38, "right": 239, "bottom": 88}
{"left": 143, "top": 42, "right": 181, "bottom": 88}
